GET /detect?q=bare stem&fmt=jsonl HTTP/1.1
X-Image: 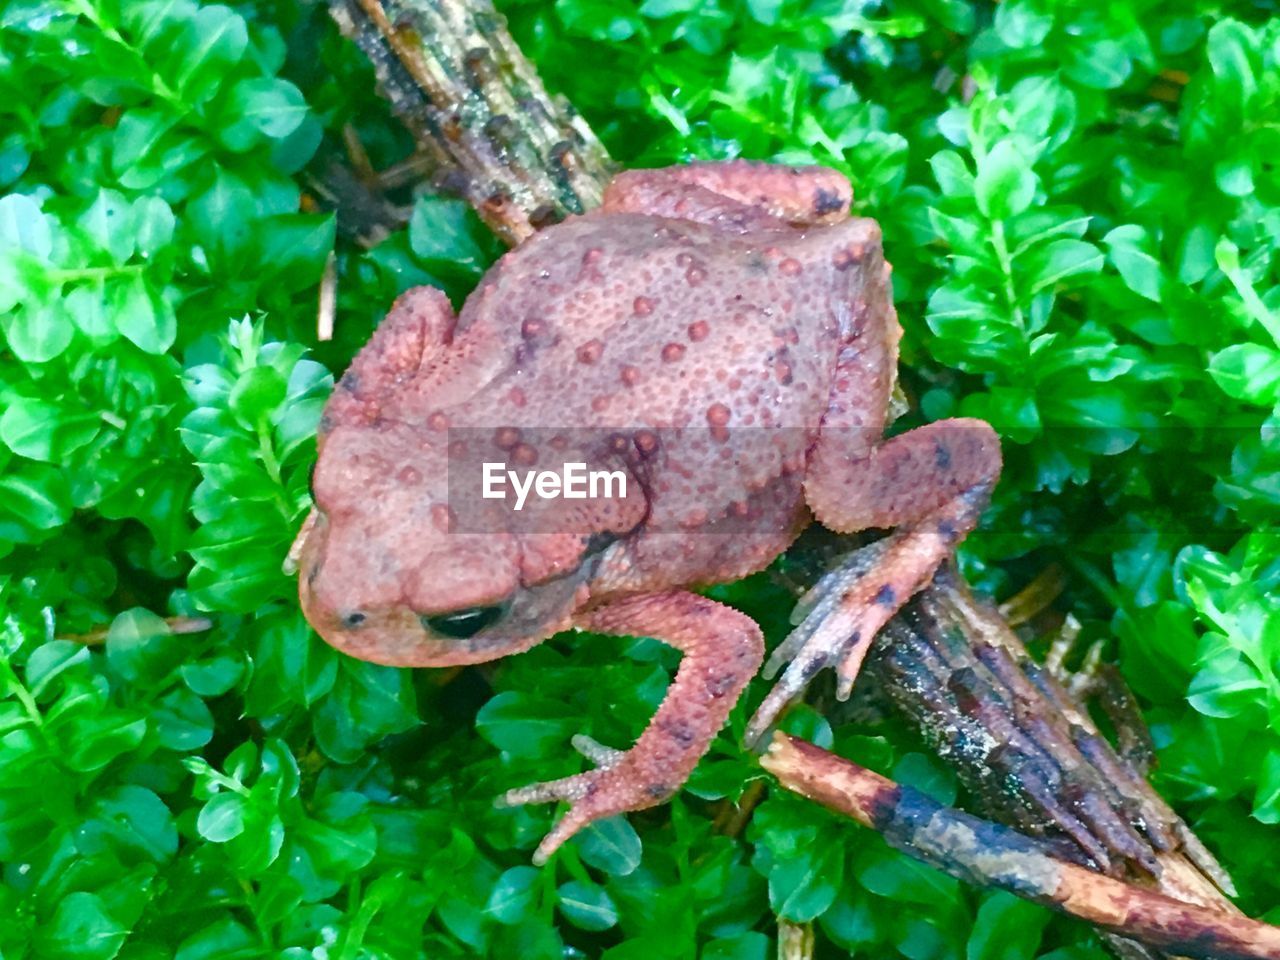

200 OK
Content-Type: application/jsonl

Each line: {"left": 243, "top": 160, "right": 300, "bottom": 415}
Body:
{"left": 762, "top": 734, "right": 1280, "bottom": 960}
{"left": 59, "top": 615, "right": 213, "bottom": 646}
{"left": 328, "top": 0, "right": 612, "bottom": 245}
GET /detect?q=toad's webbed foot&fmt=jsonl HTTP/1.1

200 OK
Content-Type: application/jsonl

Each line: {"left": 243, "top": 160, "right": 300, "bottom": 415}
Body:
{"left": 761, "top": 538, "right": 891, "bottom": 681}
{"left": 500, "top": 592, "right": 764, "bottom": 864}
{"left": 499, "top": 735, "right": 643, "bottom": 864}
{"left": 745, "top": 549, "right": 889, "bottom": 746}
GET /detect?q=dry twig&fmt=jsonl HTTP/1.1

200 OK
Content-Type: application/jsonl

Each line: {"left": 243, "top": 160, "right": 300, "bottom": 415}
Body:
{"left": 59, "top": 615, "right": 213, "bottom": 646}
{"left": 328, "top": 0, "right": 611, "bottom": 245}
{"left": 762, "top": 735, "right": 1280, "bottom": 960}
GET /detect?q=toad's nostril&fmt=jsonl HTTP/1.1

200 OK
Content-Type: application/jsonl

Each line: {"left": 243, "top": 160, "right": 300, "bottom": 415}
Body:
{"left": 342, "top": 612, "right": 367, "bottom": 629}
{"left": 419, "top": 605, "right": 506, "bottom": 639}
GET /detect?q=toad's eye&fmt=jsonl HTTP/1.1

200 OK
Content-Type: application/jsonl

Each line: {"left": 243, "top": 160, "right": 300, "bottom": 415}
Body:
{"left": 419, "top": 604, "right": 507, "bottom": 639}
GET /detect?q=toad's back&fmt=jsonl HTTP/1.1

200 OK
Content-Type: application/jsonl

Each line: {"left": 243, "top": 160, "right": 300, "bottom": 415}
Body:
{"left": 454, "top": 213, "right": 852, "bottom": 433}
{"left": 420, "top": 210, "right": 894, "bottom": 585}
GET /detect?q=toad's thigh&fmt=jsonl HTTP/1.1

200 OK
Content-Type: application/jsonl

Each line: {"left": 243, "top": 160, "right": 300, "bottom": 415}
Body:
{"left": 804, "top": 419, "right": 1001, "bottom": 534}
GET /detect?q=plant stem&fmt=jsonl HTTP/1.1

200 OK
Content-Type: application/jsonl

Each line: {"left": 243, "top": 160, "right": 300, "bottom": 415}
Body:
{"left": 48, "top": 265, "right": 145, "bottom": 282}
{"left": 65, "top": 0, "right": 188, "bottom": 112}
{"left": 0, "top": 661, "right": 43, "bottom": 728}
{"left": 991, "top": 218, "right": 1028, "bottom": 335}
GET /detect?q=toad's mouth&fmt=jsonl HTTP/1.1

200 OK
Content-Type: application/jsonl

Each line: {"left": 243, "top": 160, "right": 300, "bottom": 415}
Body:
{"left": 298, "top": 552, "right": 588, "bottom": 669}
{"left": 283, "top": 508, "right": 319, "bottom": 577}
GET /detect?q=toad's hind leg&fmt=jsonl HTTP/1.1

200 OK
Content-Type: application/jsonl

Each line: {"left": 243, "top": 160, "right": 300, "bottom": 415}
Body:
{"left": 499, "top": 592, "right": 763, "bottom": 864}
{"left": 745, "top": 416, "right": 1002, "bottom": 745}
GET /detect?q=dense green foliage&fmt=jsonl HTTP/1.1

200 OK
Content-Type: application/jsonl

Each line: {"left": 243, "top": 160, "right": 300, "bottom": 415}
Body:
{"left": 0, "top": 0, "right": 1277, "bottom": 955}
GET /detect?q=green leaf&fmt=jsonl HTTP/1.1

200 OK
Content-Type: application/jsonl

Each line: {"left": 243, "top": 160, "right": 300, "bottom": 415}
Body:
{"left": 132, "top": 196, "right": 176, "bottom": 257}
{"left": 1214, "top": 156, "right": 1253, "bottom": 197}
{"left": 187, "top": 522, "right": 291, "bottom": 611}
{"left": 767, "top": 841, "right": 841, "bottom": 921}
{"left": 576, "top": 816, "right": 643, "bottom": 876}
{"left": 1103, "top": 225, "right": 1165, "bottom": 302}
{"left": 555, "top": 0, "right": 642, "bottom": 41}
{"left": 820, "top": 888, "right": 881, "bottom": 950}
{"left": 556, "top": 880, "right": 619, "bottom": 931}
{"left": 4, "top": 300, "right": 75, "bottom": 363}
{"left": 93, "top": 785, "right": 179, "bottom": 863}
{"left": 175, "top": 917, "right": 257, "bottom": 960}
{"left": 252, "top": 214, "right": 335, "bottom": 290}
{"left": 106, "top": 607, "right": 181, "bottom": 685}
{"left": 0, "top": 134, "right": 29, "bottom": 187}
{"left": 220, "top": 78, "right": 309, "bottom": 150}
{"left": 639, "top": 0, "right": 699, "bottom": 15}
{"left": 1187, "top": 647, "right": 1266, "bottom": 719}
{"left": 172, "top": 5, "right": 250, "bottom": 103}
{"left": 246, "top": 611, "right": 338, "bottom": 711}
{"left": 59, "top": 708, "right": 149, "bottom": 773}
{"left": 228, "top": 366, "right": 287, "bottom": 427}
{"left": 153, "top": 687, "right": 215, "bottom": 750}
{"left": 1024, "top": 239, "right": 1104, "bottom": 293}
{"left": 857, "top": 848, "right": 960, "bottom": 905}
{"left": 408, "top": 197, "right": 494, "bottom": 280}
{"left": 475, "top": 691, "right": 577, "bottom": 758}
{"left": 37, "top": 892, "right": 127, "bottom": 960}
{"left": 112, "top": 110, "right": 206, "bottom": 189}
{"left": 1252, "top": 751, "right": 1280, "bottom": 824}
{"left": 1208, "top": 344, "right": 1280, "bottom": 406}
{"left": 25, "top": 641, "right": 91, "bottom": 698}
{"left": 926, "top": 285, "right": 1003, "bottom": 331}
{"left": 0, "top": 256, "right": 24, "bottom": 315}
{"left": 703, "top": 932, "right": 769, "bottom": 960}
{"left": 929, "top": 151, "right": 974, "bottom": 198}
{"left": 80, "top": 189, "right": 135, "bottom": 264}
{"left": 993, "top": 0, "right": 1052, "bottom": 49}
{"left": 967, "top": 891, "right": 1050, "bottom": 960}
{"left": 111, "top": 275, "right": 175, "bottom": 354}
{"left": 187, "top": 169, "right": 257, "bottom": 259}
{"left": 111, "top": 109, "right": 174, "bottom": 174}
{"left": 742, "top": 0, "right": 780, "bottom": 26}
{"left": 485, "top": 866, "right": 541, "bottom": 924}
{"left": 974, "top": 139, "right": 1036, "bottom": 221}
{"left": 65, "top": 284, "right": 115, "bottom": 341}
{"left": 1064, "top": 39, "right": 1131, "bottom": 89}
{"left": 311, "top": 660, "right": 418, "bottom": 763}
{"left": 197, "top": 793, "right": 247, "bottom": 842}
{"left": 0, "top": 463, "right": 74, "bottom": 541}
{"left": 0, "top": 460, "right": 72, "bottom": 537}
{"left": 1206, "top": 20, "right": 1256, "bottom": 127}
{"left": 181, "top": 655, "right": 245, "bottom": 697}
{"left": 893, "top": 753, "right": 956, "bottom": 805}
{"left": 0, "top": 399, "right": 99, "bottom": 462}
{"left": 0, "top": 193, "right": 52, "bottom": 259}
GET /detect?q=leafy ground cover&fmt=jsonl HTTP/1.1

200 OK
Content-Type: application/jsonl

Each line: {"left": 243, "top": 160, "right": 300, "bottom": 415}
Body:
{"left": 0, "top": 0, "right": 1278, "bottom": 956}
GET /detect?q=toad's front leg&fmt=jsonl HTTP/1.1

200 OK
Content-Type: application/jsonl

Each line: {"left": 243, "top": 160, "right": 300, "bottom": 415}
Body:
{"left": 499, "top": 592, "right": 763, "bottom": 864}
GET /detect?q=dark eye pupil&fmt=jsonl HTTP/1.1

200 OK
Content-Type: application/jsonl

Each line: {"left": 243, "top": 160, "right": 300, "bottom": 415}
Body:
{"left": 343, "top": 612, "right": 367, "bottom": 628}
{"left": 420, "top": 605, "right": 506, "bottom": 639}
